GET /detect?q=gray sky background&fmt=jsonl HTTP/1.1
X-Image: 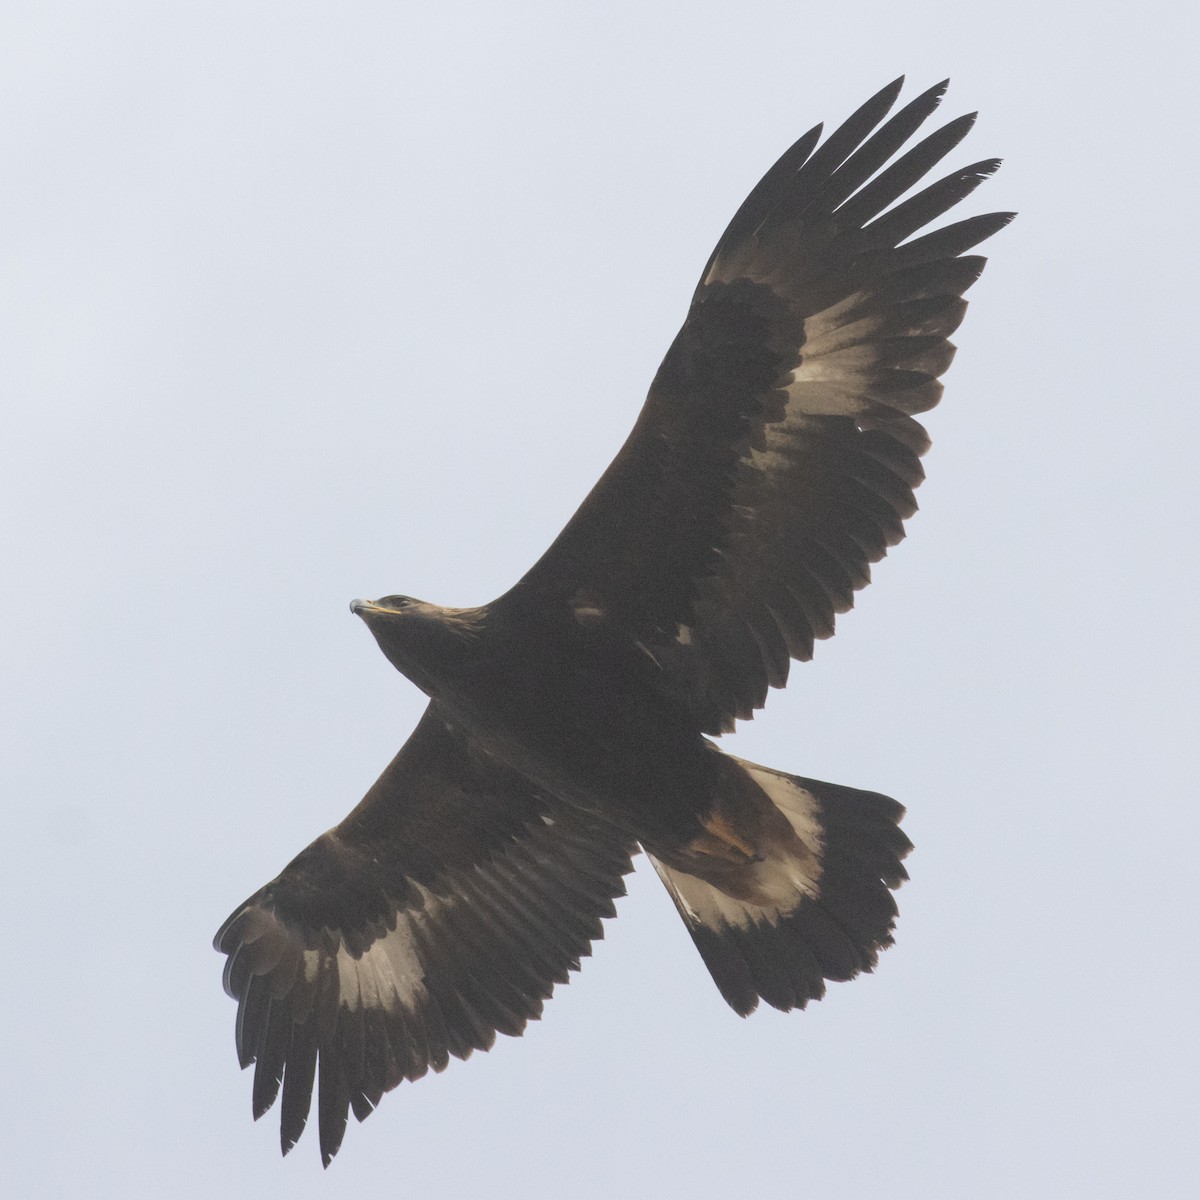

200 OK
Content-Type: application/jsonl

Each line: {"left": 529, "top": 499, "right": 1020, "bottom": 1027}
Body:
{"left": 5, "top": 3, "right": 1197, "bottom": 1197}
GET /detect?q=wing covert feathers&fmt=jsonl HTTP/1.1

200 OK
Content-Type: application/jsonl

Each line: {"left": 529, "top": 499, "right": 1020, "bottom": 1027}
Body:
{"left": 506, "top": 79, "right": 1010, "bottom": 733}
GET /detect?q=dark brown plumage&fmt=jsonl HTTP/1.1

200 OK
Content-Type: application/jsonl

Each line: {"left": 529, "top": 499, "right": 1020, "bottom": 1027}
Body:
{"left": 216, "top": 77, "right": 1011, "bottom": 1165}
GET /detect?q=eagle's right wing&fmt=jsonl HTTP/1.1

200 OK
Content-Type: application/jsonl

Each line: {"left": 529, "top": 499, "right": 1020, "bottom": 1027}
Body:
{"left": 215, "top": 703, "right": 635, "bottom": 1165}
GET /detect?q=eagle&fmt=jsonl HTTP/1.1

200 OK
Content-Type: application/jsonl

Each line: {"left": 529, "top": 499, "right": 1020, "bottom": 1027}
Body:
{"left": 215, "top": 77, "right": 1010, "bottom": 1165}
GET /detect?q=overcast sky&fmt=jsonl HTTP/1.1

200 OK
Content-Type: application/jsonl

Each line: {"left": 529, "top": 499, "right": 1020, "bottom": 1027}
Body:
{"left": 4, "top": 3, "right": 1198, "bottom": 1197}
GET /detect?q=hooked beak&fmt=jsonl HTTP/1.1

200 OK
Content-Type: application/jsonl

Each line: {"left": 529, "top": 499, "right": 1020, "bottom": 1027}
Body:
{"left": 351, "top": 598, "right": 410, "bottom": 620}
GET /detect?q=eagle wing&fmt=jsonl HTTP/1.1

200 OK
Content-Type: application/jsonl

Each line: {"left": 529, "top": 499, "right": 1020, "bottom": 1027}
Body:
{"left": 214, "top": 703, "right": 635, "bottom": 1165}
{"left": 502, "top": 79, "right": 1012, "bottom": 732}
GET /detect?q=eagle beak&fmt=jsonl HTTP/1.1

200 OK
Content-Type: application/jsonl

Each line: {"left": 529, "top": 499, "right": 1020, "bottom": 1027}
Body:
{"left": 350, "top": 598, "right": 376, "bottom": 617}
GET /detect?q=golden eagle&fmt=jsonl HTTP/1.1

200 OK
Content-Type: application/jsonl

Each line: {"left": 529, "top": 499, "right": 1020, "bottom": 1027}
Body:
{"left": 215, "top": 78, "right": 1010, "bottom": 1165}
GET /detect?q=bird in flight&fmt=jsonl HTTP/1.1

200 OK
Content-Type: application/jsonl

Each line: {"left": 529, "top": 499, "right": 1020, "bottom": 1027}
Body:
{"left": 215, "top": 77, "right": 1011, "bottom": 1165}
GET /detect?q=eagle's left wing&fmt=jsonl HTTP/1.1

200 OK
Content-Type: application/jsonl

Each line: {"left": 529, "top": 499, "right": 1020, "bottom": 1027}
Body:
{"left": 498, "top": 79, "right": 1011, "bottom": 733}
{"left": 215, "top": 703, "right": 635, "bottom": 1165}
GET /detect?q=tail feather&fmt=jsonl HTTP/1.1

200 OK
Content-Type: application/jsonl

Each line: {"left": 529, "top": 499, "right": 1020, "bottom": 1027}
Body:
{"left": 649, "top": 759, "right": 911, "bottom": 1017}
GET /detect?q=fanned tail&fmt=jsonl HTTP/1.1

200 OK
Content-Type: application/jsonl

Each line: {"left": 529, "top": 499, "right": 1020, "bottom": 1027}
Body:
{"left": 650, "top": 759, "right": 911, "bottom": 1016}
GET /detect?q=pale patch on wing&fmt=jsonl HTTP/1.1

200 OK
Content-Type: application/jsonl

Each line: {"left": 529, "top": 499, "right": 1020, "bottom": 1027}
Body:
{"left": 335, "top": 891, "right": 436, "bottom": 1014}
{"left": 733, "top": 287, "right": 943, "bottom": 502}
{"left": 703, "top": 237, "right": 764, "bottom": 286}
{"left": 784, "top": 295, "right": 885, "bottom": 417}
{"left": 568, "top": 588, "right": 606, "bottom": 626}
{"left": 704, "top": 223, "right": 814, "bottom": 289}
{"left": 649, "top": 764, "right": 825, "bottom": 932}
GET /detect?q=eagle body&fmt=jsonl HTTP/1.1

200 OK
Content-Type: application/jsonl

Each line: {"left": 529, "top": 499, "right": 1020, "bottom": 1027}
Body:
{"left": 355, "top": 596, "right": 720, "bottom": 847}
{"left": 216, "top": 78, "right": 1011, "bottom": 1165}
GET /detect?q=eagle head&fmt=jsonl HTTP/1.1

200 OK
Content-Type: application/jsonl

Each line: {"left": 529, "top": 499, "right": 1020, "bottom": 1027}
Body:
{"left": 350, "top": 595, "right": 484, "bottom": 697}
